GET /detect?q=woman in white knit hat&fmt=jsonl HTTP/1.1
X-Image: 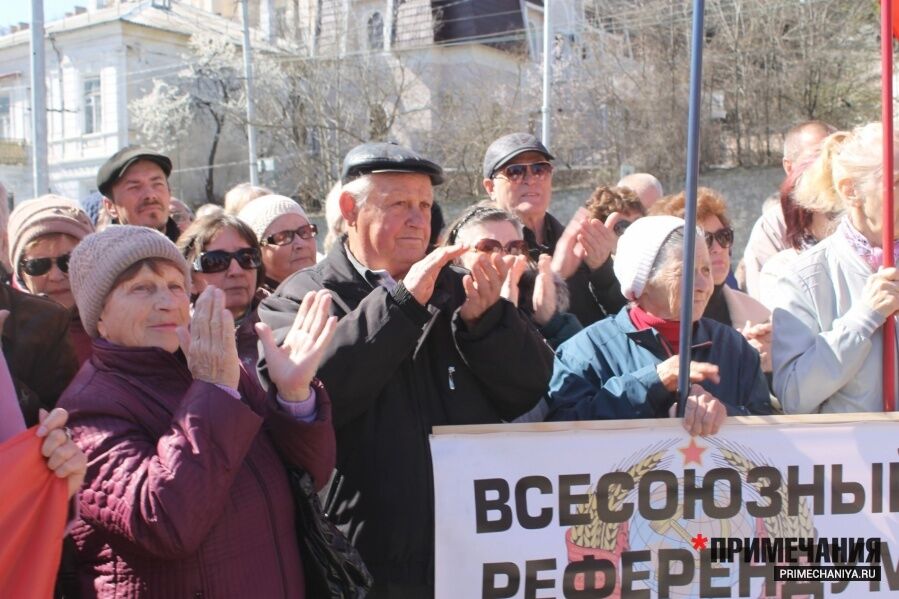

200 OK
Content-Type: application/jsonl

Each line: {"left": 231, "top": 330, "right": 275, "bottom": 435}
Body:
{"left": 7, "top": 194, "right": 94, "bottom": 363}
{"left": 57, "top": 224, "right": 338, "bottom": 598}
{"left": 238, "top": 194, "right": 317, "bottom": 292}
{"left": 546, "top": 215, "right": 773, "bottom": 430}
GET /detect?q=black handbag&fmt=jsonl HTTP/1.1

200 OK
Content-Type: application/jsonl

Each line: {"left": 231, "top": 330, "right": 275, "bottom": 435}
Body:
{"left": 287, "top": 468, "right": 373, "bottom": 598}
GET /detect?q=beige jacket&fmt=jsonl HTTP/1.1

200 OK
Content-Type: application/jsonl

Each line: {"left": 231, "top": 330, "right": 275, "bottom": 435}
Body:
{"left": 722, "top": 284, "right": 770, "bottom": 327}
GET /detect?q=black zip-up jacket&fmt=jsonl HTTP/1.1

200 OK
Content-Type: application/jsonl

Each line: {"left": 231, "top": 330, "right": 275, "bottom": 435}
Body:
{"left": 257, "top": 241, "right": 554, "bottom": 591}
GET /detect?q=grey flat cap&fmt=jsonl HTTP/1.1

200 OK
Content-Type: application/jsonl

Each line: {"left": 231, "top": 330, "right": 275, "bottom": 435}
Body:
{"left": 483, "top": 133, "right": 554, "bottom": 179}
{"left": 341, "top": 141, "right": 444, "bottom": 185}
{"left": 97, "top": 146, "right": 172, "bottom": 197}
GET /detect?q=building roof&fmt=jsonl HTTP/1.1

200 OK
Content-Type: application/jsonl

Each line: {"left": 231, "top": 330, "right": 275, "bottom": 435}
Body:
{"left": 0, "top": 1, "right": 286, "bottom": 53}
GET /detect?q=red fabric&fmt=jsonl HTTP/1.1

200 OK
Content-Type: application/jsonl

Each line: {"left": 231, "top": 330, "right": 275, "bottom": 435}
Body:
{"left": 892, "top": 0, "right": 899, "bottom": 40}
{"left": 59, "top": 340, "right": 336, "bottom": 598}
{"left": 0, "top": 427, "right": 68, "bottom": 599}
{"left": 628, "top": 304, "right": 681, "bottom": 351}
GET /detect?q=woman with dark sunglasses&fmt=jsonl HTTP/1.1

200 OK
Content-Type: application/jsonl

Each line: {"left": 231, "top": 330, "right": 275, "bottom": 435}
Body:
{"left": 444, "top": 203, "right": 582, "bottom": 351}
{"left": 238, "top": 194, "right": 318, "bottom": 292}
{"left": 8, "top": 195, "right": 95, "bottom": 364}
{"left": 177, "top": 213, "right": 267, "bottom": 387}
{"left": 650, "top": 187, "right": 773, "bottom": 375}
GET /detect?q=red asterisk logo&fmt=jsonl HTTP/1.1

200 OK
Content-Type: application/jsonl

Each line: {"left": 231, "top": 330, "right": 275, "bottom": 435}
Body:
{"left": 691, "top": 533, "right": 709, "bottom": 551}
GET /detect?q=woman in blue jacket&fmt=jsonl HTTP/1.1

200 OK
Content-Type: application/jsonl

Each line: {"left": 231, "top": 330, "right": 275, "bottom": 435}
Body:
{"left": 547, "top": 216, "right": 773, "bottom": 433}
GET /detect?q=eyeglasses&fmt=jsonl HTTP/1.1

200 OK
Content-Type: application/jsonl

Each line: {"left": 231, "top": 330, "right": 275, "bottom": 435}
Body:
{"left": 263, "top": 224, "right": 318, "bottom": 246}
{"left": 704, "top": 226, "right": 735, "bottom": 249}
{"left": 20, "top": 254, "right": 70, "bottom": 277}
{"left": 192, "top": 247, "right": 262, "bottom": 274}
{"left": 493, "top": 162, "right": 554, "bottom": 183}
{"left": 472, "top": 238, "right": 530, "bottom": 256}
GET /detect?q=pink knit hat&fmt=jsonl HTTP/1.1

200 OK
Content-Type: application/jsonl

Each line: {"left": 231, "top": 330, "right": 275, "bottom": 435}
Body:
{"left": 8, "top": 195, "right": 94, "bottom": 278}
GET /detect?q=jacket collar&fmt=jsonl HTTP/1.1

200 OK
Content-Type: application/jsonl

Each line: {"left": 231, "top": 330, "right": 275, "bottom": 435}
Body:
{"left": 614, "top": 306, "right": 714, "bottom": 359}
{"left": 90, "top": 338, "right": 192, "bottom": 385}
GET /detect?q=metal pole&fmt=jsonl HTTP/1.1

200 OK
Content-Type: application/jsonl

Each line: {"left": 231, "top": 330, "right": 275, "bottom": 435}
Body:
{"left": 676, "top": 0, "right": 705, "bottom": 417}
{"left": 540, "top": 0, "right": 552, "bottom": 147}
{"left": 385, "top": 0, "right": 395, "bottom": 51}
{"left": 882, "top": 0, "right": 896, "bottom": 412}
{"left": 241, "top": 0, "right": 259, "bottom": 185}
{"left": 30, "top": 0, "right": 48, "bottom": 195}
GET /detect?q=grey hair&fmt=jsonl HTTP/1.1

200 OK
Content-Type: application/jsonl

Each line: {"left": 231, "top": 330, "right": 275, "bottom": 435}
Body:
{"left": 324, "top": 181, "right": 346, "bottom": 252}
{"left": 445, "top": 202, "right": 525, "bottom": 245}
{"left": 341, "top": 175, "right": 374, "bottom": 209}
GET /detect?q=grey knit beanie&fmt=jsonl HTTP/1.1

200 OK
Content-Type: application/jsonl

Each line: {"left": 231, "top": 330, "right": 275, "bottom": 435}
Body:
{"left": 69, "top": 225, "right": 190, "bottom": 337}
{"left": 237, "top": 194, "right": 308, "bottom": 243}
{"left": 8, "top": 195, "right": 94, "bottom": 277}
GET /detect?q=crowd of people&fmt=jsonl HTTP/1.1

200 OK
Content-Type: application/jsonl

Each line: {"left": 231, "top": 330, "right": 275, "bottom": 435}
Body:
{"left": 2, "top": 119, "right": 897, "bottom": 598}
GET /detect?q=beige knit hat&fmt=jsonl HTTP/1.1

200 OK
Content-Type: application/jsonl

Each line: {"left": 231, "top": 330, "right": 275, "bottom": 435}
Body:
{"left": 8, "top": 195, "right": 94, "bottom": 278}
{"left": 237, "top": 194, "right": 308, "bottom": 243}
{"left": 69, "top": 225, "right": 190, "bottom": 337}
{"left": 613, "top": 215, "right": 685, "bottom": 301}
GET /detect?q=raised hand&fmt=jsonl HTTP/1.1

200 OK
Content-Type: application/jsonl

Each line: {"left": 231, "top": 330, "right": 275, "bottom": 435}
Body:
{"left": 255, "top": 289, "right": 337, "bottom": 402}
{"left": 37, "top": 408, "right": 87, "bottom": 498}
{"left": 460, "top": 252, "right": 510, "bottom": 326}
{"left": 551, "top": 208, "right": 588, "bottom": 280}
{"left": 403, "top": 245, "right": 467, "bottom": 306}
{"left": 862, "top": 267, "right": 899, "bottom": 319}
{"left": 740, "top": 321, "right": 773, "bottom": 373}
{"left": 576, "top": 216, "right": 618, "bottom": 271}
{"left": 500, "top": 254, "right": 529, "bottom": 307}
{"left": 532, "top": 254, "right": 557, "bottom": 326}
{"left": 177, "top": 287, "right": 240, "bottom": 391}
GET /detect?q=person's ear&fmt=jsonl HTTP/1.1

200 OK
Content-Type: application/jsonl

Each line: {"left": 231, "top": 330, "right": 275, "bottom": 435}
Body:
{"left": 836, "top": 178, "right": 861, "bottom": 207}
{"left": 103, "top": 196, "right": 118, "bottom": 220}
{"left": 483, "top": 178, "right": 495, "bottom": 198}
{"left": 339, "top": 191, "right": 359, "bottom": 227}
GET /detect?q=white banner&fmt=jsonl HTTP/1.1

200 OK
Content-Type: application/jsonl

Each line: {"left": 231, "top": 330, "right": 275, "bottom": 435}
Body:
{"left": 431, "top": 414, "right": 899, "bottom": 598}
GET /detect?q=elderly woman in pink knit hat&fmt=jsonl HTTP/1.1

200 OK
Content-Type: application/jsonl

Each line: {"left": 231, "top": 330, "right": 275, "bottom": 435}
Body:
{"left": 238, "top": 194, "right": 318, "bottom": 292}
{"left": 7, "top": 195, "right": 94, "bottom": 363}
{"left": 58, "top": 224, "right": 338, "bottom": 598}
{"left": 546, "top": 215, "right": 773, "bottom": 428}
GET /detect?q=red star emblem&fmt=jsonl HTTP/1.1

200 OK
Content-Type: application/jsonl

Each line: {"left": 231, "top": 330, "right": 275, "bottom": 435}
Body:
{"left": 691, "top": 533, "right": 709, "bottom": 550}
{"left": 678, "top": 437, "right": 707, "bottom": 466}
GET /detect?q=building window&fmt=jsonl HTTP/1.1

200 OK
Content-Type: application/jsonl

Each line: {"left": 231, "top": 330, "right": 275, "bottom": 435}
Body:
{"left": 368, "top": 12, "right": 384, "bottom": 50}
{"left": 83, "top": 77, "right": 101, "bottom": 134}
{"left": 0, "top": 96, "right": 10, "bottom": 139}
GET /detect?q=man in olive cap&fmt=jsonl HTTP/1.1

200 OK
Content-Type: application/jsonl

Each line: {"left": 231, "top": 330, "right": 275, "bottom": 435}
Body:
{"left": 96, "top": 146, "right": 180, "bottom": 242}
{"left": 483, "top": 132, "right": 627, "bottom": 325}
{"left": 258, "top": 141, "right": 553, "bottom": 597}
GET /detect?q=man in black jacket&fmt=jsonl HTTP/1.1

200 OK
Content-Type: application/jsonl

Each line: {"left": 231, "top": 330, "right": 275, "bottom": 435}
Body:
{"left": 482, "top": 132, "right": 627, "bottom": 325}
{"left": 257, "top": 142, "right": 553, "bottom": 598}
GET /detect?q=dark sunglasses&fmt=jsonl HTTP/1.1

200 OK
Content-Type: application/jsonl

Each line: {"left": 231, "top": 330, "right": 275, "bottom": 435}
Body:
{"left": 613, "top": 219, "right": 632, "bottom": 236}
{"left": 263, "top": 224, "right": 318, "bottom": 246}
{"left": 192, "top": 247, "right": 262, "bottom": 274}
{"left": 472, "top": 238, "right": 530, "bottom": 256}
{"left": 20, "top": 254, "right": 70, "bottom": 277}
{"left": 704, "top": 226, "right": 735, "bottom": 249}
{"left": 493, "top": 162, "right": 554, "bottom": 183}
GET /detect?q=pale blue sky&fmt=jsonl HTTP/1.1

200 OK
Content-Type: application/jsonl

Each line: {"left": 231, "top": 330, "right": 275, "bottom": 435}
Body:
{"left": 1, "top": 1, "right": 86, "bottom": 30}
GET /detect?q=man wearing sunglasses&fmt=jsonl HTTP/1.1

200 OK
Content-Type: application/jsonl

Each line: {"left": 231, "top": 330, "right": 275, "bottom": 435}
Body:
{"left": 483, "top": 133, "right": 627, "bottom": 326}
{"left": 258, "top": 141, "right": 553, "bottom": 598}
{"left": 96, "top": 146, "right": 181, "bottom": 243}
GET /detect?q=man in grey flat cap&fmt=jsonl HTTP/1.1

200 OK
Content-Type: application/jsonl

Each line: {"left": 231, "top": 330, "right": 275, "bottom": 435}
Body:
{"left": 258, "top": 141, "right": 553, "bottom": 598}
{"left": 96, "top": 145, "right": 181, "bottom": 242}
{"left": 483, "top": 132, "right": 627, "bottom": 325}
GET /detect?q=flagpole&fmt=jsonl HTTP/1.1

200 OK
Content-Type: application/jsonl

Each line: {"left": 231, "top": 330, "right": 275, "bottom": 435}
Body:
{"left": 677, "top": 0, "right": 706, "bottom": 417}
{"left": 882, "top": 0, "right": 895, "bottom": 412}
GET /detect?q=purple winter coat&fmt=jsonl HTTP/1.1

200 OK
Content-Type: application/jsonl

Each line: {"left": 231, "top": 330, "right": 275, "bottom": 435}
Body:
{"left": 58, "top": 339, "right": 336, "bottom": 599}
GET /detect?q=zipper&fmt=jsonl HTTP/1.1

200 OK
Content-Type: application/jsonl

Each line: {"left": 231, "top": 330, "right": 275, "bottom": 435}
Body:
{"left": 447, "top": 366, "right": 456, "bottom": 390}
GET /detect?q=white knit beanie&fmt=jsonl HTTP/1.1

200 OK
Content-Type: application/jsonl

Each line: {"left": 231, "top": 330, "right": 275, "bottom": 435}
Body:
{"left": 69, "top": 225, "right": 190, "bottom": 337}
{"left": 613, "top": 215, "right": 685, "bottom": 301}
{"left": 237, "top": 194, "right": 308, "bottom": 243}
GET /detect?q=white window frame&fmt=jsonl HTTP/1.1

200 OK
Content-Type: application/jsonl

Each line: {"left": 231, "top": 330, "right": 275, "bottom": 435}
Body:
{"left": 83, "top": 76, "right": 102, "bottom": 135}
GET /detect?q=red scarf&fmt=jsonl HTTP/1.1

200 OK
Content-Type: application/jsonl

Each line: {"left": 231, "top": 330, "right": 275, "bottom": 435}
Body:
{"left": 628, "top": 305, "right": 680, "bottom": 353}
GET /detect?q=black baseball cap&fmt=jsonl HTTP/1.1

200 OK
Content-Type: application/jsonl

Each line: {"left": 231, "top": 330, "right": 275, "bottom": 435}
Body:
{"left": 97, "top": 146, "right": 173, "bottom": 197}
{"left": 483, "top": 133, "right": 554, "bottom": 179}
{"left": 341, "top": 141, "right": 444, "bottom": 185}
